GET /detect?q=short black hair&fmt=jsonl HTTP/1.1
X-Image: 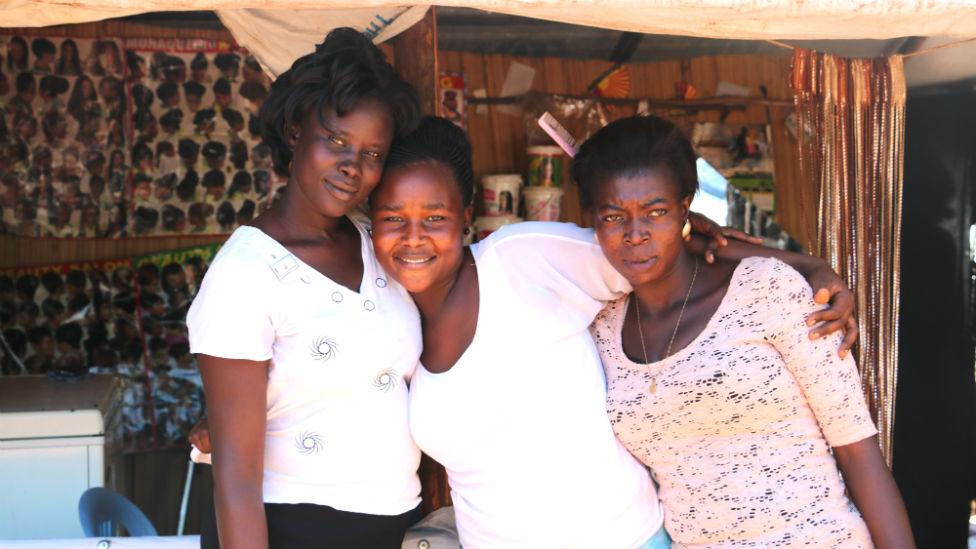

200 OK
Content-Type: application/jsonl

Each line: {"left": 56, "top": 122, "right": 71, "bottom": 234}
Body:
{"left": 216, "top": 200, "right": 236, "bottom": 227}
{"left": 383, "top": 116, "right": 474, "bottom": 207}
{"left": 178, "top": 138, "right": 199, "bottom": 159}
{"left": 201, "top": 141, "right": 227, "bottom": 161}
{"left": 239, "top": 81, "right": 268, "bottom": 102}
{"left": 41, "top": 297, "right": 64, "bottom": 319}
{"left": 157, "top": 81, "right": 179, "bottom": 102}
{"left": 572, "top": 115, "right": 699, "bottom": 210}
{"left": 134, "top": 206, "right": 159, "bottom": 232}
{"left": 229, "top": 171, "right": 252, "bottom": 196}
{"left": 156, "top": 140, "right": 175, "bottom": 157}
{"left": 229, "top": 139, "right": 248, "bottom": 170}
{"left": 193, "top": 108, "right": 216, "bottom": 126}
{"left": 237, "top": 199, "right": 256, "bottom": 222}
{"left": 16, "top": 274, "right": 39, "bottom": 300}
{"left": 183, "top": 81, "right": 205, "bottom": 98}
{"left": 27, "top": 325, "right": 52, "bottom": 345}
{"left": 214, "top": 53, "right": 240, "bottom": 72}
{"left": 202, "top": 169, "right": 225, "bottom": 189}
{"left": 38, "top": 75, "right": 68, "bottom": 96}
{"left": 67, "top": 293, "right": 90, "bottom": 314}
{"left": 191, "top": 52, "right": 208, "bottom": 71}
{"left": 31, "top": 38, "right": 55, "bottom": 57}
{"left": 65, "top": 269, "right": 86, "bottom": 289}
{"left": 161, "top": 205, "right": 185, "bottom": 231}
{"left": 55, "top": 322, "right": 83, "bottom": 349}
{"left": 15, "top": 71, "right": 34, "bottom": 93}
{"left": 40, "top": 270, "right": 63, "bottom": 293}
{"left": 222, "top": 107, "right": 244, "bottom": 128}
{"left": 0, "top": 275, "right": 13, "bottom": 294}
{"left": 177, "top": 171, "right": 199, "bottom": 201}
{"left": 213, "top": 77, "right": 231, "bottom": 95}
{"left": 160, "top": 109, "right": 183, "bottom": 130}
{"left": 259, "top": 27, "right": 420, "bottom": 178}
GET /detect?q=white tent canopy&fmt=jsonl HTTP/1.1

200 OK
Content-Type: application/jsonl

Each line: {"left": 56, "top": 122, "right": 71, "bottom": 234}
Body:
{"left": 4, "top": 0, "right": 976, "bottom": 38}
{"left": 2, "top": 1, "right": 976, "bottom": 86}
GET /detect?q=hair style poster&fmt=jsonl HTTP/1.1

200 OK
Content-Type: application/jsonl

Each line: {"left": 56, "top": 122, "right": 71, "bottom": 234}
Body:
{"left": 131, "top": 243, "right": 220, "bottom": 448}
{"left": 124, "top": 38, "right": 283, "bottom": 237}
{"left": 0, "top": 33, "right": 284, "bottom": 239}
{"left": 0, "top": 242, "right": 221, "bottom": 451}
{"left": 0, "top": 35, "right": 130, "bottom": 238}
{"left": 0, "top": 259, "right": 148, "bottom": 446}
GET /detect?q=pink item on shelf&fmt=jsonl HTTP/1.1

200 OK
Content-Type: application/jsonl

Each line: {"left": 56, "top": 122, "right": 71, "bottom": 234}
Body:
{"left": 537, "top": 112, "right": 578, "bottom": 158}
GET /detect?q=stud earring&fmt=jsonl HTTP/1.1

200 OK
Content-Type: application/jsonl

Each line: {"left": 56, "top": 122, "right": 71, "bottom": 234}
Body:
{"left": 463, "top": 227, "right": 471, "bottom": 236}
{"left": 681, "top": 218, "right": 692, "bottom": 240}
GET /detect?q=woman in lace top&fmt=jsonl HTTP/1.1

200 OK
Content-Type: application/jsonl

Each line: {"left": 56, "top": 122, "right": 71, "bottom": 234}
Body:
{"left": 579, "top": 116, "right": 914, "bottom": 548}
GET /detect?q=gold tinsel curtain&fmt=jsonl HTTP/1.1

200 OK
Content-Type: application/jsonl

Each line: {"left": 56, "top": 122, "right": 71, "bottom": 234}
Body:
{"left": 791, "top": 50, "right": 906, "bottom": 465}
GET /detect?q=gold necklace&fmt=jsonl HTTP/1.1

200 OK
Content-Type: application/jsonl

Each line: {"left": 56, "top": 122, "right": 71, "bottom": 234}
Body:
{"left": 633, "top": 257, "right": 699, "bottom": 394}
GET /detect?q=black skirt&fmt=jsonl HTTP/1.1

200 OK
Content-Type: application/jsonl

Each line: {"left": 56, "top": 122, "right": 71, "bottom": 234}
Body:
{"left": 201, "top": 499, "right": 422, "bottom": 549}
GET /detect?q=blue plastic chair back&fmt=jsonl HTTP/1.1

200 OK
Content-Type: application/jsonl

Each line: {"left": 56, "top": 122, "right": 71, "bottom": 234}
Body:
{"left": 78, "top": 487, "right": 158, "bottom": 537}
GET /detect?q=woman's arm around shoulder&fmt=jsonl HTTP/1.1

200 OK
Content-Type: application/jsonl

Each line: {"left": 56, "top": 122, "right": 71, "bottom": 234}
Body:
{"left": 698, "top": 236, "right": 858, "bottom": 357}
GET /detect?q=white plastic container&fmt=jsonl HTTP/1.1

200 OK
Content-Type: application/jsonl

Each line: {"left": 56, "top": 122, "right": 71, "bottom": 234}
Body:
{"left": 481, "top": 174, "right": 522, "bottom": 216}
{"left": 523, "top": 186, "right": 563, "bottom": 221}
{"left": 526, "top": 145, "right": 565, "bottom": 187}
{"left": 474, "top": 215, "right": 521, "bottom": 241}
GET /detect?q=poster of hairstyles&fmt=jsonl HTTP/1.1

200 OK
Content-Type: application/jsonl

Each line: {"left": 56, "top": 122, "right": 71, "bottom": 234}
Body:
{"left": 124, "top": 38, "right": 281, "bottom": 236}
{"left": 1, "top": 33, "right": 283, "bottom": 238}
{"left": 0, "top": 242, "right": 221, "bottom": 450}
{"left": 131, "top": 243, "right": 220, "bottom": 448}
{"left": 0, "top": 259, "right": 152, "bottom": 447}
{"left": 1, "top": 35, "right": 129, "bottom": 238}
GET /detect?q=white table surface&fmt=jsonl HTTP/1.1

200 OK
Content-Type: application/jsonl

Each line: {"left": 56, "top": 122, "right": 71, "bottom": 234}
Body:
{"left": 0, "top": 536, "right": 199, "bottom": 549}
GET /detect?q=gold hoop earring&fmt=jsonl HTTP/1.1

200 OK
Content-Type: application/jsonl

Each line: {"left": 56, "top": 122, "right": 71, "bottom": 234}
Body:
{"left": 681, "top": 218, "right": 692, "bottom": 239}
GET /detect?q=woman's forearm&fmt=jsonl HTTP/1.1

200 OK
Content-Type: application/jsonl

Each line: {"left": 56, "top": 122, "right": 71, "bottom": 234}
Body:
{"left": 833, "top": 437, "right": 915, "bottom": 549}
{"left": 213, "top": 468, "right": 268, "bottom": 549}
{"left": 199, "top": 354, "right": 270, "bottom": 549}
{"left": 698, "top": 236, "right": 824, "bottom": 277}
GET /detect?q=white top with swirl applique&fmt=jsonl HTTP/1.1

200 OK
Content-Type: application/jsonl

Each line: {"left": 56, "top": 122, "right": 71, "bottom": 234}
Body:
{"left": 188, "top": 215, "right": 422, "bottom": 515}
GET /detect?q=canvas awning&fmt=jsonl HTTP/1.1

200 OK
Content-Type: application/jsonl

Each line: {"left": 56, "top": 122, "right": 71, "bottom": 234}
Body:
{"left": 4, "top": 0, "right": 976, "bottom": 39}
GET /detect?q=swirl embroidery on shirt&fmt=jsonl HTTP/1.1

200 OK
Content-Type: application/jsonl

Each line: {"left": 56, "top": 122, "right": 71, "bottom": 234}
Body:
{"left": 372, "top": 368, "right": 399, "bottom": 393}
{"left": 309, "top": 336, "right": 338, "bottom": 362}
{"left": 295, "top": 431, "right": 324, "bottom": 456}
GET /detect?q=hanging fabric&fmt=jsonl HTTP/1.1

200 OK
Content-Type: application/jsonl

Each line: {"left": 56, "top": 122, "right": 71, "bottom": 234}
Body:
{"left": 792, "top": 49, "right": 906, "bottom": 466}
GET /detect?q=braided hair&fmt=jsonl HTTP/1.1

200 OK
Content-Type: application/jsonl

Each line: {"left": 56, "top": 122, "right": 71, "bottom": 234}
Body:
{"left": 259, "top": 27, "right": 421, "bottom": 178}
{"left": 383, "top": 116, "right": 474, "bottom": 207}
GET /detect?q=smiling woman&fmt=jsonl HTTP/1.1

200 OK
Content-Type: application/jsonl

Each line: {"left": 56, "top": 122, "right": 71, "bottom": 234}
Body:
{"left": 366, "top": 116, "right": 862, "bottom": 549}
{"left": 186, "top": 28, "right": 424, "bottom": 549}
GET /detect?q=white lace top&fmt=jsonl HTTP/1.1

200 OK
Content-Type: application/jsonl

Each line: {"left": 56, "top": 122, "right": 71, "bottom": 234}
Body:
{"left": 591, "top": 257, "right": 878, "bottom": 549}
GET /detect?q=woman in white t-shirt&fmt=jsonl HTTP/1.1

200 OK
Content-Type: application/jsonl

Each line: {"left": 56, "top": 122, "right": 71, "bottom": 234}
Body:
{"left": 186, "top": 29, "right": 424, "bottom": 549}
{"left": 367, "top": 117, "right": 857, "bottom": 549}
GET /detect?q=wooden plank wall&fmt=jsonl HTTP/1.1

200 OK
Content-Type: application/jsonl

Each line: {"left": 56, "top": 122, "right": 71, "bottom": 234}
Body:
{"left": 438, "top": 51, "right": 816, "bottom": 248}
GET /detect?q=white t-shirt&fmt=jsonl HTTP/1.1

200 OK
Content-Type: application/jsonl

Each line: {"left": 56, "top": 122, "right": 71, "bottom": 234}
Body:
{"left": 409, "top": 222, "right": 663, "bottom": 549}
{"left": 187, "top": 215, "right": 422, "bottom": 515}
